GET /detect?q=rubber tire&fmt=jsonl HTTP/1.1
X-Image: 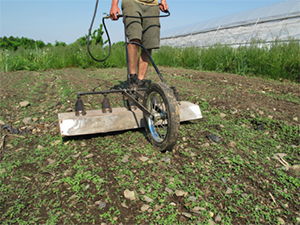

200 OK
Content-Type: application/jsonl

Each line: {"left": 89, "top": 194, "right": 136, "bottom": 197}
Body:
{"left": 143, "top": 82, "right": 180, "bottom": 151}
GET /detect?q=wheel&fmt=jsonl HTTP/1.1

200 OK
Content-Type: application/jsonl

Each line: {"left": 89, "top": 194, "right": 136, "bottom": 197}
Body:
{"left": 143, "top": 82, "right": 180, "bottom": 151}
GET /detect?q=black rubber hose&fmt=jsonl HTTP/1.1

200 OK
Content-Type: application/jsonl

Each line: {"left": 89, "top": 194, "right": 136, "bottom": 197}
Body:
{"left": 87, "top": 0, "right": 111, "bottom": 62}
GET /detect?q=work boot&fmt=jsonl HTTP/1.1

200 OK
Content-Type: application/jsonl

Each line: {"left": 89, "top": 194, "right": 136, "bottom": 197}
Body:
{"left": 135, "top": 79, "right": 147, "bottom": 89}
{"left": 129, "top": 74, "right": 137, "bottom": 88}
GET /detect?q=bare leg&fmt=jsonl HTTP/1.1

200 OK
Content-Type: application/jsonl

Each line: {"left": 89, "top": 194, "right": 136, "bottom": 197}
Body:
{"left": 138, "top": 49, "right": 151, "bottom": 80}
{"left": 127, "top": 39, "right": 140, "bottom": 75}
{"left": 127, "top": 39, "right": 151, "bottom": 80}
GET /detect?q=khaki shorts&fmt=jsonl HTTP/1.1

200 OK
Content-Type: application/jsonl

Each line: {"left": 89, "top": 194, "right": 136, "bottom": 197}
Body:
{"left": 121, "top": 0, "right": 160, "bottom": 49}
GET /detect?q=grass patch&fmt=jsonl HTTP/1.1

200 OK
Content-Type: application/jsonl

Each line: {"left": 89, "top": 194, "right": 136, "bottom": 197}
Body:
{"left": 0, "top": 66, "right": 299, "bottom": 224}
{"left": 1, "top": 39, "right": 299, "bottom": 82}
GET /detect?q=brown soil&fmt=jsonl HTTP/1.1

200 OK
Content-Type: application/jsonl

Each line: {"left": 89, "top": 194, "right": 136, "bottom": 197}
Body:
{"left": 0, "top": 67, "right": 299, "bottom": 224}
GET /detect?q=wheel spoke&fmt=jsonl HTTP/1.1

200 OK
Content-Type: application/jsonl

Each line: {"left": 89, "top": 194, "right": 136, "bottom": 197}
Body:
{"left": 146, "top": 91, "right": 169, "bottom": 142}
{"left": 143, "top": 82, "right": 179, "bottom": 151}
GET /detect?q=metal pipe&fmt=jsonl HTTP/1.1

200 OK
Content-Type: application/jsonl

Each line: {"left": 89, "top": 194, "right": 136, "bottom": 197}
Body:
{"left": 77, "top": 89, "right": 124, "bottom": 98}
{"left": 123, "top": 90, "right": 153, "bottom": 117}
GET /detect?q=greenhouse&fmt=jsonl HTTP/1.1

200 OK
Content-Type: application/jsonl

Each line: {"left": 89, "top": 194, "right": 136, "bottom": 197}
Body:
{"left": 161, "top": 0, "right": 300, "bottom": 47}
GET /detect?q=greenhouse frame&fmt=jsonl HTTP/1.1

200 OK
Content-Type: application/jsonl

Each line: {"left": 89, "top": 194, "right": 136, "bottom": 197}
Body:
{"left": 161, "top": 0, "right": 300, "bottom": 47}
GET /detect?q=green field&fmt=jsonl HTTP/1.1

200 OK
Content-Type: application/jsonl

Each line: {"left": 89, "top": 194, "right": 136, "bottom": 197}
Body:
{"left": 1, "top": 39, "right": 299, "bottom": 82}
{"left": 0, "top": 63, "right": 299, "bottom": 224}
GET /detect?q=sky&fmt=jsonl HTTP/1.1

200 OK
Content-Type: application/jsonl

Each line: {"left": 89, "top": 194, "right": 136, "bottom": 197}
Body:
{"left": 0, "top": 0, "right": 288, "bottom": 45}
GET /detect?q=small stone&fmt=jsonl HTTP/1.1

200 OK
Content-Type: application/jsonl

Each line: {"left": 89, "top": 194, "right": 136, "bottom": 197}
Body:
{"left": 121, "top": 203, "right": 129, "bottom": 208}
{"left": 242, "top": 193, "right": 248, "bottom": 198}
{"left": 85, "top": 153, "right": 94, "bottom": 159}
{"left": 170, "top": 202, "right": 176, "bottom": 206}
{"left": 19, "top": 101, "right": 30, "bottom": 107}
{"left": 81, "top": 142, "right": 87, "bottom": 147}
{"left": 206, "top": 134, "right": 220, "bottom": 143}
{"left": 139, "top": 156, "right": 149, "bottom": 162}
{"left": 141, "top": 204, "right": 150, "bottom": 212}
{"left": 47, "top": 158, "right": 55, "bottom": 165}
{"left": 64, "top": 170, "right": 71, "bottom": 176}
{"left": 209, "top": 212, "right": 214, "bottom": 217}
{"left": 165, "top": 187, "right": 173, "bottom": 194}
{"left": 220, "top": 113, "right": 226, "bottom": 118}
{"left": 225, "top": 160, "right": 231, "bottom": 164}
{"left": 122, "top": 155, "right": 129, "bottom": 163}
{"left": 259, "top": 110, "right": 264, "bottom": 115}
{"left": 226, "top": 187, "right": 233, "bottom": 194}
{"left": 140, "top": 188, "right": 146, "bottom": 194}
{"left": 0, "top": 168, "right": 6, "bottom": 174}
{"left": 190, "top": 151, "right": 196, "bottom": 157}
{"left": 95, "top": 201, "right": 101, "bottom": 206}
{"left": 202, "top": 143, "right": 210, "bottom": 148}
{"left": 73, "top": 154, "right": 80, "bottom": 158}
{"left": 189, "top": 196, "right": 197, "bottom": 202}
{"left": 66, "top": 108, "right": 73, "bottom": 112}
{"left": 124, "top": 189, "right": 135, "bottom": 200}
{"left": 163, "top": 156, "right": 171, "bottom": 163}
{"left": 143, "top": 195, "right": 153, "bottom": 203}
{"left": 182, "top": 212, "right": 192, "bottom": 218}
{"left": 100, "top": 201, "right": 106, "bottom": 208}
{"left": 0, "top": 120, "right": 5, "bottom": 126}
{"left": 228, "top": 141, "right": 236, "bottom": 148}
{"left": 277, "top": 217, "right": 285, "bottom": 224}
{"left": 215, "top": 215, "right": 222, "bottom": 222}
{"left": 293, "top": 117, "right": 298, "bottom": 122}
{"left": 191, "top": 207, "right": 205, "bottom": 213}
{"left": 175, "top": 190, "right": 186, "bottom": 197}
{"left": 37, "top": 145, "right": 44, "bottom": 150}
{"left": 22, "top": 117, "right": 32, "bottom": 125}
{"left": 231, "top": 110, "right": 238, "bottom": 115}
{"left": 221, "top": 178, "right": 227, "bottom": 183}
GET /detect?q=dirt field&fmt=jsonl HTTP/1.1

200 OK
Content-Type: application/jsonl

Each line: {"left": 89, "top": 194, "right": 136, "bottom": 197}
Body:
{"left": 0, "top": 67, "right": 299, "bottom": 224}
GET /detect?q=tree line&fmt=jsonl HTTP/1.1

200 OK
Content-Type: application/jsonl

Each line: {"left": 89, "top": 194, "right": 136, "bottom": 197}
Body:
{"left": 0, "top": 36, "right": 67, "bottom": 51}
{"left": 1, "top": 24, "right": 107, "bottom": 51}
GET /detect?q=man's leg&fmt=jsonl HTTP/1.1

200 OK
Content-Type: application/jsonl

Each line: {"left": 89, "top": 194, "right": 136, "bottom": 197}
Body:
{"left": 127, "top": 40, "right": 140, "bottom": 75}
{"left": 138, "top": 49, "right": 152, "bottom": 80}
